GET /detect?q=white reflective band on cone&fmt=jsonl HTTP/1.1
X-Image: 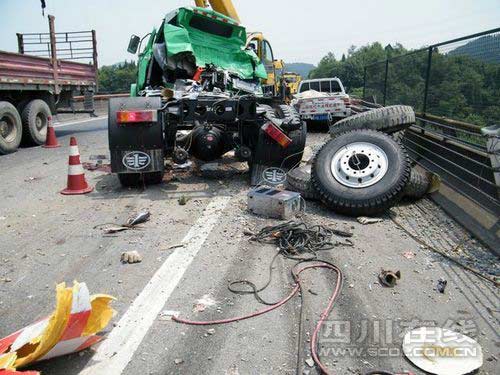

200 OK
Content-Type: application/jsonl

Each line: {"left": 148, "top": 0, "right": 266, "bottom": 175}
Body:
{"left": 68, "top": 164, "right": 84, "bottom": 175}
{"left": 69, "top": 146, "right": 80, "bottom": 156}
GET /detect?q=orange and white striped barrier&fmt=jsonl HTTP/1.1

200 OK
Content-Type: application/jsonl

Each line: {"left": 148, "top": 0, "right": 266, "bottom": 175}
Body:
{"left": 0, "top": 282, "right": 114, "bottom": 374}
{"left": 61, "top": 137, "right": 94, "bottom": 195}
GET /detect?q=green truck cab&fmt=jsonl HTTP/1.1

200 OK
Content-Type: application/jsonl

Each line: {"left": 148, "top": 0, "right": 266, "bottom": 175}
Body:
{"left": 108, "top": 7, "right": 306, "bottom": 187}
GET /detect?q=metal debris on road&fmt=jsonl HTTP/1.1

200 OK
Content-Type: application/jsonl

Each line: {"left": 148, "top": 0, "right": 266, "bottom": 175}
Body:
{"left": 437, "top": 278, "right": 448, "bottom": 293}
{"left": 0, "top": 282, "right": 114, "bottom": 373}
{"left": 125, "top": 211, "right": 151, "bottom": 227}
{"left": 378, "top": 269, "right": 401, "bottom": 287}
{"left": 96, "top": 211, "right": 151, "bottom": 234}
{"left": 247, "top": 187, "right": 303, "bottom": 219}
{"left": 121, "top": 251, "right": 143, "bottom": 264}
{"left": 357, "top": 217, "right": 383, "bottom": 225}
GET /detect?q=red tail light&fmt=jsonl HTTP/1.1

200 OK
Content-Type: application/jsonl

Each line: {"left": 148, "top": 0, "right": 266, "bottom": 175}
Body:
{"left": 116, "top": 110, "right": 157, "bottom": 124}
{"left": 342, "top": 97, "right": 351, "bottom": 107}
{"left": 262, "top": 122, "right": 292, "bottom": 148}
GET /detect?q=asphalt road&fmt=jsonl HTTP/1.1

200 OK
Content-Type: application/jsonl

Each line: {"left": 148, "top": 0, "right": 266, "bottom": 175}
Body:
{"left": 0, "top": 117, "right": 498, "bottom": 375}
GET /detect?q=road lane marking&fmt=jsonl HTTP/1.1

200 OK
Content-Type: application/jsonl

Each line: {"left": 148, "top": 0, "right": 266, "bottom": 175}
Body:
{"left": 79, "top": 195, "right": 231, "bottom": 375}
{"left": 53, "top": 116, "right": 108, "bottom": 128}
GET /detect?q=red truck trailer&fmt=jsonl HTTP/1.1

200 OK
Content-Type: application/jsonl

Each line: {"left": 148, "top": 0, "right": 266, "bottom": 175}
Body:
{"left": 0, "top": 15, "right": 97, "bottom": 154}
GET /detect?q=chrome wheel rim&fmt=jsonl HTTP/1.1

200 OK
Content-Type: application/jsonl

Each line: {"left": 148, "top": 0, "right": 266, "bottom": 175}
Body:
{"left": 331, "top": 141, "right": 388, "bottom": 188}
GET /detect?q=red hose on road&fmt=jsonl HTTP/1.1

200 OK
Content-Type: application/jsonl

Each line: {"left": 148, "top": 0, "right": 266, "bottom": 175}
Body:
{"left": 172, "top": 261, "right": 343, "bottom": 375}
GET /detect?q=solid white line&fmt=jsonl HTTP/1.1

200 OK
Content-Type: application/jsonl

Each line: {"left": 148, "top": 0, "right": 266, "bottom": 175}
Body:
{"left": 79, "top": 195, "right": 231, "bottom": 375}
{"left": 53, "top": 115, "right": 108, "bottom": 128}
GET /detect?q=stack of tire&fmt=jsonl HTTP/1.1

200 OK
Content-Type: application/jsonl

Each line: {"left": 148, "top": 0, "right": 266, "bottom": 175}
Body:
{"left": 286, "top": 105, "right": 432, "bottom": 216}
{"left": 0, "top": 99, "right": 51, "bottom": 154}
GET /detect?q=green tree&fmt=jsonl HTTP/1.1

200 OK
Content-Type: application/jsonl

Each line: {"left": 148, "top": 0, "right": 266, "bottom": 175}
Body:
{"left": 98, "top": 61, "right": 138, "bottom": 93}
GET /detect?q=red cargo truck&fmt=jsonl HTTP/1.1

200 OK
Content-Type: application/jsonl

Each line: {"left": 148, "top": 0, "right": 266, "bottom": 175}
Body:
{"left": 0, "top": 15, "right": 97, "bottom": 154}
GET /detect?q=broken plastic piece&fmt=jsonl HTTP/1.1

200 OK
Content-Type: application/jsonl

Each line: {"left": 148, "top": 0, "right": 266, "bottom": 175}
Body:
{"left": 357, "top": 217, "right": 383, "bottom": 224}
{"left": 0, "top": 282, "right": 114, "bottom": 372}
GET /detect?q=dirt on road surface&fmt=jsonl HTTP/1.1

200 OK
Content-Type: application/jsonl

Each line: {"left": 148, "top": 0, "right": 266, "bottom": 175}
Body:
{"left": 0, "top": 117, "right": 498, "bottom": 375}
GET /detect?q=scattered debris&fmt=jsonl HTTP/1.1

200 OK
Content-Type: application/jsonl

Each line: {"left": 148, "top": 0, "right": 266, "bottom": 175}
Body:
{"left": 247, "top": 187, "right": 303, "bottom": 219}
{"left": 158, "top": 311, "right": 179, "bottom": 321}
{"left": 167, "top": 244, "right": 184, "bottom": 250}
{"left": 0, "top": 282, "right": 114, "bottom": 372}
{"left": 82, "top": 162, "right": 111, "bottom": 173}
{"left": 357, "top": 217, "right": 383, "bottom": 225}
{"left": 178, "top": 196, "right": 190, "bottom": 205}
{"left": 402, "top": 327, "right": 483, "bottom": 375}
{"left": 378, "top": 269, "right": 401, "bottom": 287}
{"left": 305, "top": 358, "right": 315, "bottom": 367}
{"left": 96, "top": 211, "right": 151, "bottom": 234}
{"left": 193, "top": 294, "right": 217, "bottom": 313}
{"left": 436, "top": 278, "right": 448, "bottom": 293}
{"left": 125, "top": 211, "right": 151, "bottom": 227}
{"left": 121, "top": 251, "right": 143, "bottom": 264}
{"left": 402, "top": 251, "right": 416, "bottom": 259}
{"left": 24, "top": 176, "right": 41, "bottom": 182}
{"left": 104, "top": 226, "right": 129, "bottom": 234}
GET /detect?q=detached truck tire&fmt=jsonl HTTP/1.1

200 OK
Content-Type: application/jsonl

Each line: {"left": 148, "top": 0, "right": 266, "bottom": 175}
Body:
{"left": 329, "top": 105, "right": 415, "bottom": 138}
{"left": 0, "top": 101, "right": 22, "bottom": 154}
{"left": 312, "top": 129, "right": 410, "bottom": 216}
{"left": 21, "top": 99, "right": 51, "bottom": 145}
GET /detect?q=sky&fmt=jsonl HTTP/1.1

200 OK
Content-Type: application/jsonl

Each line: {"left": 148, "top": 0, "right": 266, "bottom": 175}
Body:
{"left": 1, "top": 0, "right": 499, "bottom": 67}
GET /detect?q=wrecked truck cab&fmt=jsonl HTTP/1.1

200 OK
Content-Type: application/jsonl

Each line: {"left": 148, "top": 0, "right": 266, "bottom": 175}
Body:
{"left": 131, "top": 7, "right": 268, "bottom": 97}
{"left": 108, "top": 7, "right": 306, "bottom": 188}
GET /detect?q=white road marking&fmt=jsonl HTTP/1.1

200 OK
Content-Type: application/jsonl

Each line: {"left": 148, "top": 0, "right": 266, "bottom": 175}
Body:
{"left": 53, "top": 116, "right": 108, "bottom": 128}
{"left": 79, "top": 195, "right": 231, "bottom": 375}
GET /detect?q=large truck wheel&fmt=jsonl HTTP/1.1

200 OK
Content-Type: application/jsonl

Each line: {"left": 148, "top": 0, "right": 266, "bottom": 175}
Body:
{"left": 329, "top": 105, "right": 415, "bottom": 138}
{"left": 118, "top": 172, "right": 164, "bottom": 187}
{"left": 21, "top": 99, "right": 51, "bottom": 145}
{"left": 311, "top": 129, "right": 410, "bottom": 216}
{"left": 0, "top": 101, "right": 22, "bottom": 154}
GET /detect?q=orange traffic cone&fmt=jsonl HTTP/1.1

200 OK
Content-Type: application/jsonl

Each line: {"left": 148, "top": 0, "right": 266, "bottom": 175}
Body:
{"left": 61, "top": 137, "right": 94, "bottom": 195}
{"left": 42, "top": 116, "right": 60, "bottom": 148}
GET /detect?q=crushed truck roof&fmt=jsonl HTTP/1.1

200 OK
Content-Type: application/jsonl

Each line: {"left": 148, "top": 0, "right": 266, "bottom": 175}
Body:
{"left": 164, "top": 7, "right": 267, "bottom": 80}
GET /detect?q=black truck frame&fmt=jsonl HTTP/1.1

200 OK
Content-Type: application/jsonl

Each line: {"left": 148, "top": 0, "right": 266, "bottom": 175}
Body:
{"left": 108, "top": 95, "right": 306, "bottom": 187}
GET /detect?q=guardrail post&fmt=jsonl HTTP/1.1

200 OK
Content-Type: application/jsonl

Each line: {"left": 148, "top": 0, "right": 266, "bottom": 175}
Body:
{"left": 362, "top": 66, "right": 367, "bottom": 99}
{"left": 422, "top": 46, "right": 433, "bottom": 114}
{"left": 383, "top": 59, "right": 389, "bottom": 106}
{"left": 16, "top": 33, "right": 24, "bottom": 54}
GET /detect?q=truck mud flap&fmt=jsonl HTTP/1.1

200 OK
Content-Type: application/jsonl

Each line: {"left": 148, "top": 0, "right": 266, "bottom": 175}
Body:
{"left": 250, "top": 121, "right": 307, "bottom": 185}
{"left": 108, "top": 97, "right": 164, "bottom": 174}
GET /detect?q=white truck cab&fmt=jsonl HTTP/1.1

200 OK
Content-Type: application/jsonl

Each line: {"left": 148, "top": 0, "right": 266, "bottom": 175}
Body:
{"left": 294, "top": 77, "right": 351, "bottom": 123}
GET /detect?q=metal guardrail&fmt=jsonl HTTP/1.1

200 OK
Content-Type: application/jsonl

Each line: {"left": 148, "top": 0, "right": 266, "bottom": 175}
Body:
{"left": 362, "top": 29, "right": 500, "bottom": 224}
{"left": 402, "top": 117, "right": 498, "bottom": 213}
{"left": 363, "top": 27, "right": 500, "bottom": 128}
